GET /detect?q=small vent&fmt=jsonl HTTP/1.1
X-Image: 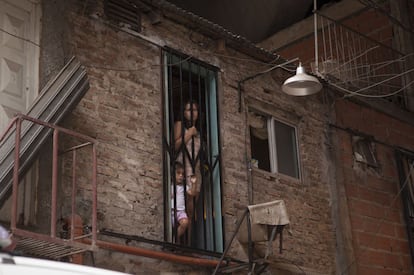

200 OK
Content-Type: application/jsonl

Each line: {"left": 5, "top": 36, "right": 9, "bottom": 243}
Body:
{"left": 352, "top": 136, "right": 378, "bottom": 167}
{"left": 104, "top": 0, "right": 141, "bottom": 32}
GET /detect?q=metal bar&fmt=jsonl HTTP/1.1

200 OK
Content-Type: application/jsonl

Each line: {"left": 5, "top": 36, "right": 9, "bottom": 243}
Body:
{"left": 71, "top": 150, "right": 77, "bottom": 241}
{"left": 239, "top": 58, "right": 300, "bottom": 85}
{"left": 346, "top": 31, "right": 352, "bottom": 80}
{"left": 167, "top": 52, "right": 174, "bottom": 243}
{"left": 212, "top": 208, "right": 248, "bottom": 275}
{"left": 316, "top": 11, "right": 404, "bottom": 56}
{"left": 92, "top": 143, "right": 98, "bottom": 245}
{"left": 340, "top": 26, "right": 346, "bottom": 80}
{"left": 100, "top": 229, "right": 214, "bottom": 256}
{"left": 197, "top": 64, "right": 208, "bottom": 250}
{"left": 13, "top": 228, "right": 93, "bottom": 250}
{"left": 51, "top": 129, "right": 59, "bottom": 238}
{"left": 314, "top": 0, "right": 319, "bottom": 72}
{"left": 266, "top": 226, "right": 278, "bottom": 259}
{"left": 11, "top": 117, "right": 22, "bottom": 231}
{"left": 206, "top": 70, "right": 213, "bottom": 251}
{"left": 237, "top": 57, "right": 299, "bottom": 112}
{"left": 327, "top": 16, "right": 333, "bottom": 60}
{"left": 177, "top": 55, "right": 185, "bottom": 243}
{"left": 0, "top": 59, "right": 89, "bottom": 203}
{"left": 247, "top": 212, "right": 253, "bottom": 272}
{"left": 351, "top": 32, "right": 357, "bottom": 79}
{"left": 214, "top": 70, "right": 225, "bottom": 253}
{"left": 83, "top": 238, "right": 224, "bottom": 268}
{"left": 61, "top": 142, "right": 92, "bottom": 154}
{"left": 279, "top": 227, "right": 283, "bottom": 254}
{"left": 334, "top": 22, "right": 340, "bottom": 73}
{"left": 6, "top": 113, "right": 99, "bottom": 257}
{"left": 0, "top": 116, "right": 18, "bottom": 143}
{"left": 321, "top": 16, "right": 327, "bottom": 62}
{"left": 16, "top": 114, "right": 96, "bottom": 143}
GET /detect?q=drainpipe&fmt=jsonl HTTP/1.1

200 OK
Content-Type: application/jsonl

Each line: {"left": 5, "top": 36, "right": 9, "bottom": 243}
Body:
{"left": 82, "top": 238, "right": 230, "bottom": 268}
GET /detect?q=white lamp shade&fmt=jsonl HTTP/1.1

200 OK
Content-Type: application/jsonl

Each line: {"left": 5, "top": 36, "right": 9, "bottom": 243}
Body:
{"left": 282, "top": 65, "right": 322, "bottom": 96}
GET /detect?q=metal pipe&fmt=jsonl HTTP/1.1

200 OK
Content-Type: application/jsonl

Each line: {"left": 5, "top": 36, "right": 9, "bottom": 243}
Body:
{"left": 51, "top": 129, "right": 59, "bottom": 238}
{"left": 237, "top": 57, "right": 299, "bottom": 112}
{"left": 62, "top": 142, "right": 92, "bottom": 154}
{"left": 247, "top": 213, "right": 253, "bottom": 272}
{"left": 83, "top": 238, "right": 228, "bottom": 268}
{"left": 16, "top": 114, "right": 96, "bottom": 143}
{"left": 92, "top": 144, "right": 98, "bottom": 245}
{"left": 11, "top": 117, "right": 21, "bottom": 231}
{"left": 71, "top": 150, "right": 77, "bottom": 240}
{"left": 314, "top": 0, "right": 319, "bottom": 74}
{"left": 212, "top": 208, "right": 249, "bottom": 275}
{"left": 0, "top": 116, "right": 18, "bottom": 143}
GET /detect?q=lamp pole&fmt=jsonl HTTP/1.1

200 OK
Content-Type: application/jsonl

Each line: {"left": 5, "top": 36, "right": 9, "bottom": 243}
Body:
{"left": 237, "top": 57, "right": 299, "bottom": 112}
{"left": 314, "top": 0, "right": 319, "bottom": 75}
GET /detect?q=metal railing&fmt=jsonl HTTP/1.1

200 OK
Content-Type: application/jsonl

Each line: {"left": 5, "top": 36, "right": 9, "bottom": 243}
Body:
{"left": 0, "top": 114, "right": 98, "bottom": 259}
{"left": 312, "top": 11, "right": 411, "bottom": 108}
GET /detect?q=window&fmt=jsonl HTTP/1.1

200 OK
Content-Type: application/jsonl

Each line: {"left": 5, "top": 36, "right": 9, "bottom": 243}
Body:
{"left": 352, "top": 136, "right": 377, "bottom": 167}
{"left": 162, "top": 49, "right": 223, "bottom": 253}
{"left": 249, "top": 111, "right": 300, "bottom": 179}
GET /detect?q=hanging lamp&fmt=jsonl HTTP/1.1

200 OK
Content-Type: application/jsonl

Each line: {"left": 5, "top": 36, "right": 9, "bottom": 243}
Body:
{"left": 281, "top": 63, "right": 322, "bottom": 96}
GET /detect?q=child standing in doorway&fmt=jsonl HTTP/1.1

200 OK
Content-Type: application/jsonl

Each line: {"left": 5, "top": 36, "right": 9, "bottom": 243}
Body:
{"left": 171, "top": 161, "right": 193, "bottom": 240}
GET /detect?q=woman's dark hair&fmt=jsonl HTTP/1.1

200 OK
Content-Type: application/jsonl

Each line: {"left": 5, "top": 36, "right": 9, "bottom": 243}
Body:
{"left": 183, "top": 100, "right": 200, "bottom": 129}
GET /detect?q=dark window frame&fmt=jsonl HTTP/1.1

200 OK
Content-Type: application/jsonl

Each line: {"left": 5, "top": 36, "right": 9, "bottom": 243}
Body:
{"left": 161, "top": 48, "right": 224, "bottom": 253}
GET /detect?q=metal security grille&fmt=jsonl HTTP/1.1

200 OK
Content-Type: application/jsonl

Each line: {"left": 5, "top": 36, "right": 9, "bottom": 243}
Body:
{"left": 162, "top": 48, "right": 224, "bottom": 253}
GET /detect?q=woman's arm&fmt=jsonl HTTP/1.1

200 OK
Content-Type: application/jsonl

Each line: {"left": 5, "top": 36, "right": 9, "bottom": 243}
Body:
{"left": 174, "top": 121, "right": 183, "bottom": 150}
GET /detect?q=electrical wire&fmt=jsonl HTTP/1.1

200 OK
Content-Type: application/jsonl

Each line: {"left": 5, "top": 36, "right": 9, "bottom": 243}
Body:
{"left": 0, "top": 27, "right": 40, "bottom": 48}
{"left": 210, "top": 52, "right": 282, "bottom": 66}
{"left": 84, "top": 56, "right": 193, "bottom": 72}
{"left": 328, "top": 67, "right": 414, "bottom": 98}
{"left": 0, "top": 13, "right": 284, "bottom": 74}
{"left": 2, "top": 3, "right": 414, "bottom": 274}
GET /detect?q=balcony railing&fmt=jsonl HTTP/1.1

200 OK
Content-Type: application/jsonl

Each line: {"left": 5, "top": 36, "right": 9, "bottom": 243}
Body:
{"left": 311, "top": 11, "right": 413, "bottom": 108}
{"left": 0, "top": 114, "right": 98, "bottom": 259}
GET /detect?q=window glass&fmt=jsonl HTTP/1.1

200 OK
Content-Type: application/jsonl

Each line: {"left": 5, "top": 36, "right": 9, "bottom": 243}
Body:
{"left": 249, "top": 111, "right": 300, "bottom": 179}
{"left": 274, "top": 120, "right": 299, "bottom": 178}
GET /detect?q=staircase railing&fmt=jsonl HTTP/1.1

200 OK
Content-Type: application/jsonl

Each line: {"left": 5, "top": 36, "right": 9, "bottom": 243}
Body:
{"left": 2, "top": 114, "right": 98, "bottom": 259}
{"left": 0, "top": 56, "right": 89, "bottom": 204}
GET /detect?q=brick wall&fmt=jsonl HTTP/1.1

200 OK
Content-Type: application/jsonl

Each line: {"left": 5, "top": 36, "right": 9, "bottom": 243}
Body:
{"left": 267, "top": 1, "right": 414, "bottom": 273}
{"left": 36, "top": 0, "right": 336, "bottom": 273}
{"left": 334, "top": 99, "right": 414, "bottom": 274}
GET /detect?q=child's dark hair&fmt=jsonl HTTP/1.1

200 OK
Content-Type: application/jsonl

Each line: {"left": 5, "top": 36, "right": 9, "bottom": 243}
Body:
{"left": 174, "top": 161, "right": 184, "bottom": 170}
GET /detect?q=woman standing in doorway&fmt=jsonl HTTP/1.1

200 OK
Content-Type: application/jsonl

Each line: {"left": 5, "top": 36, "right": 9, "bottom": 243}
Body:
{"left": 174, "top": 101, "right": 201, "bottom": 223}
